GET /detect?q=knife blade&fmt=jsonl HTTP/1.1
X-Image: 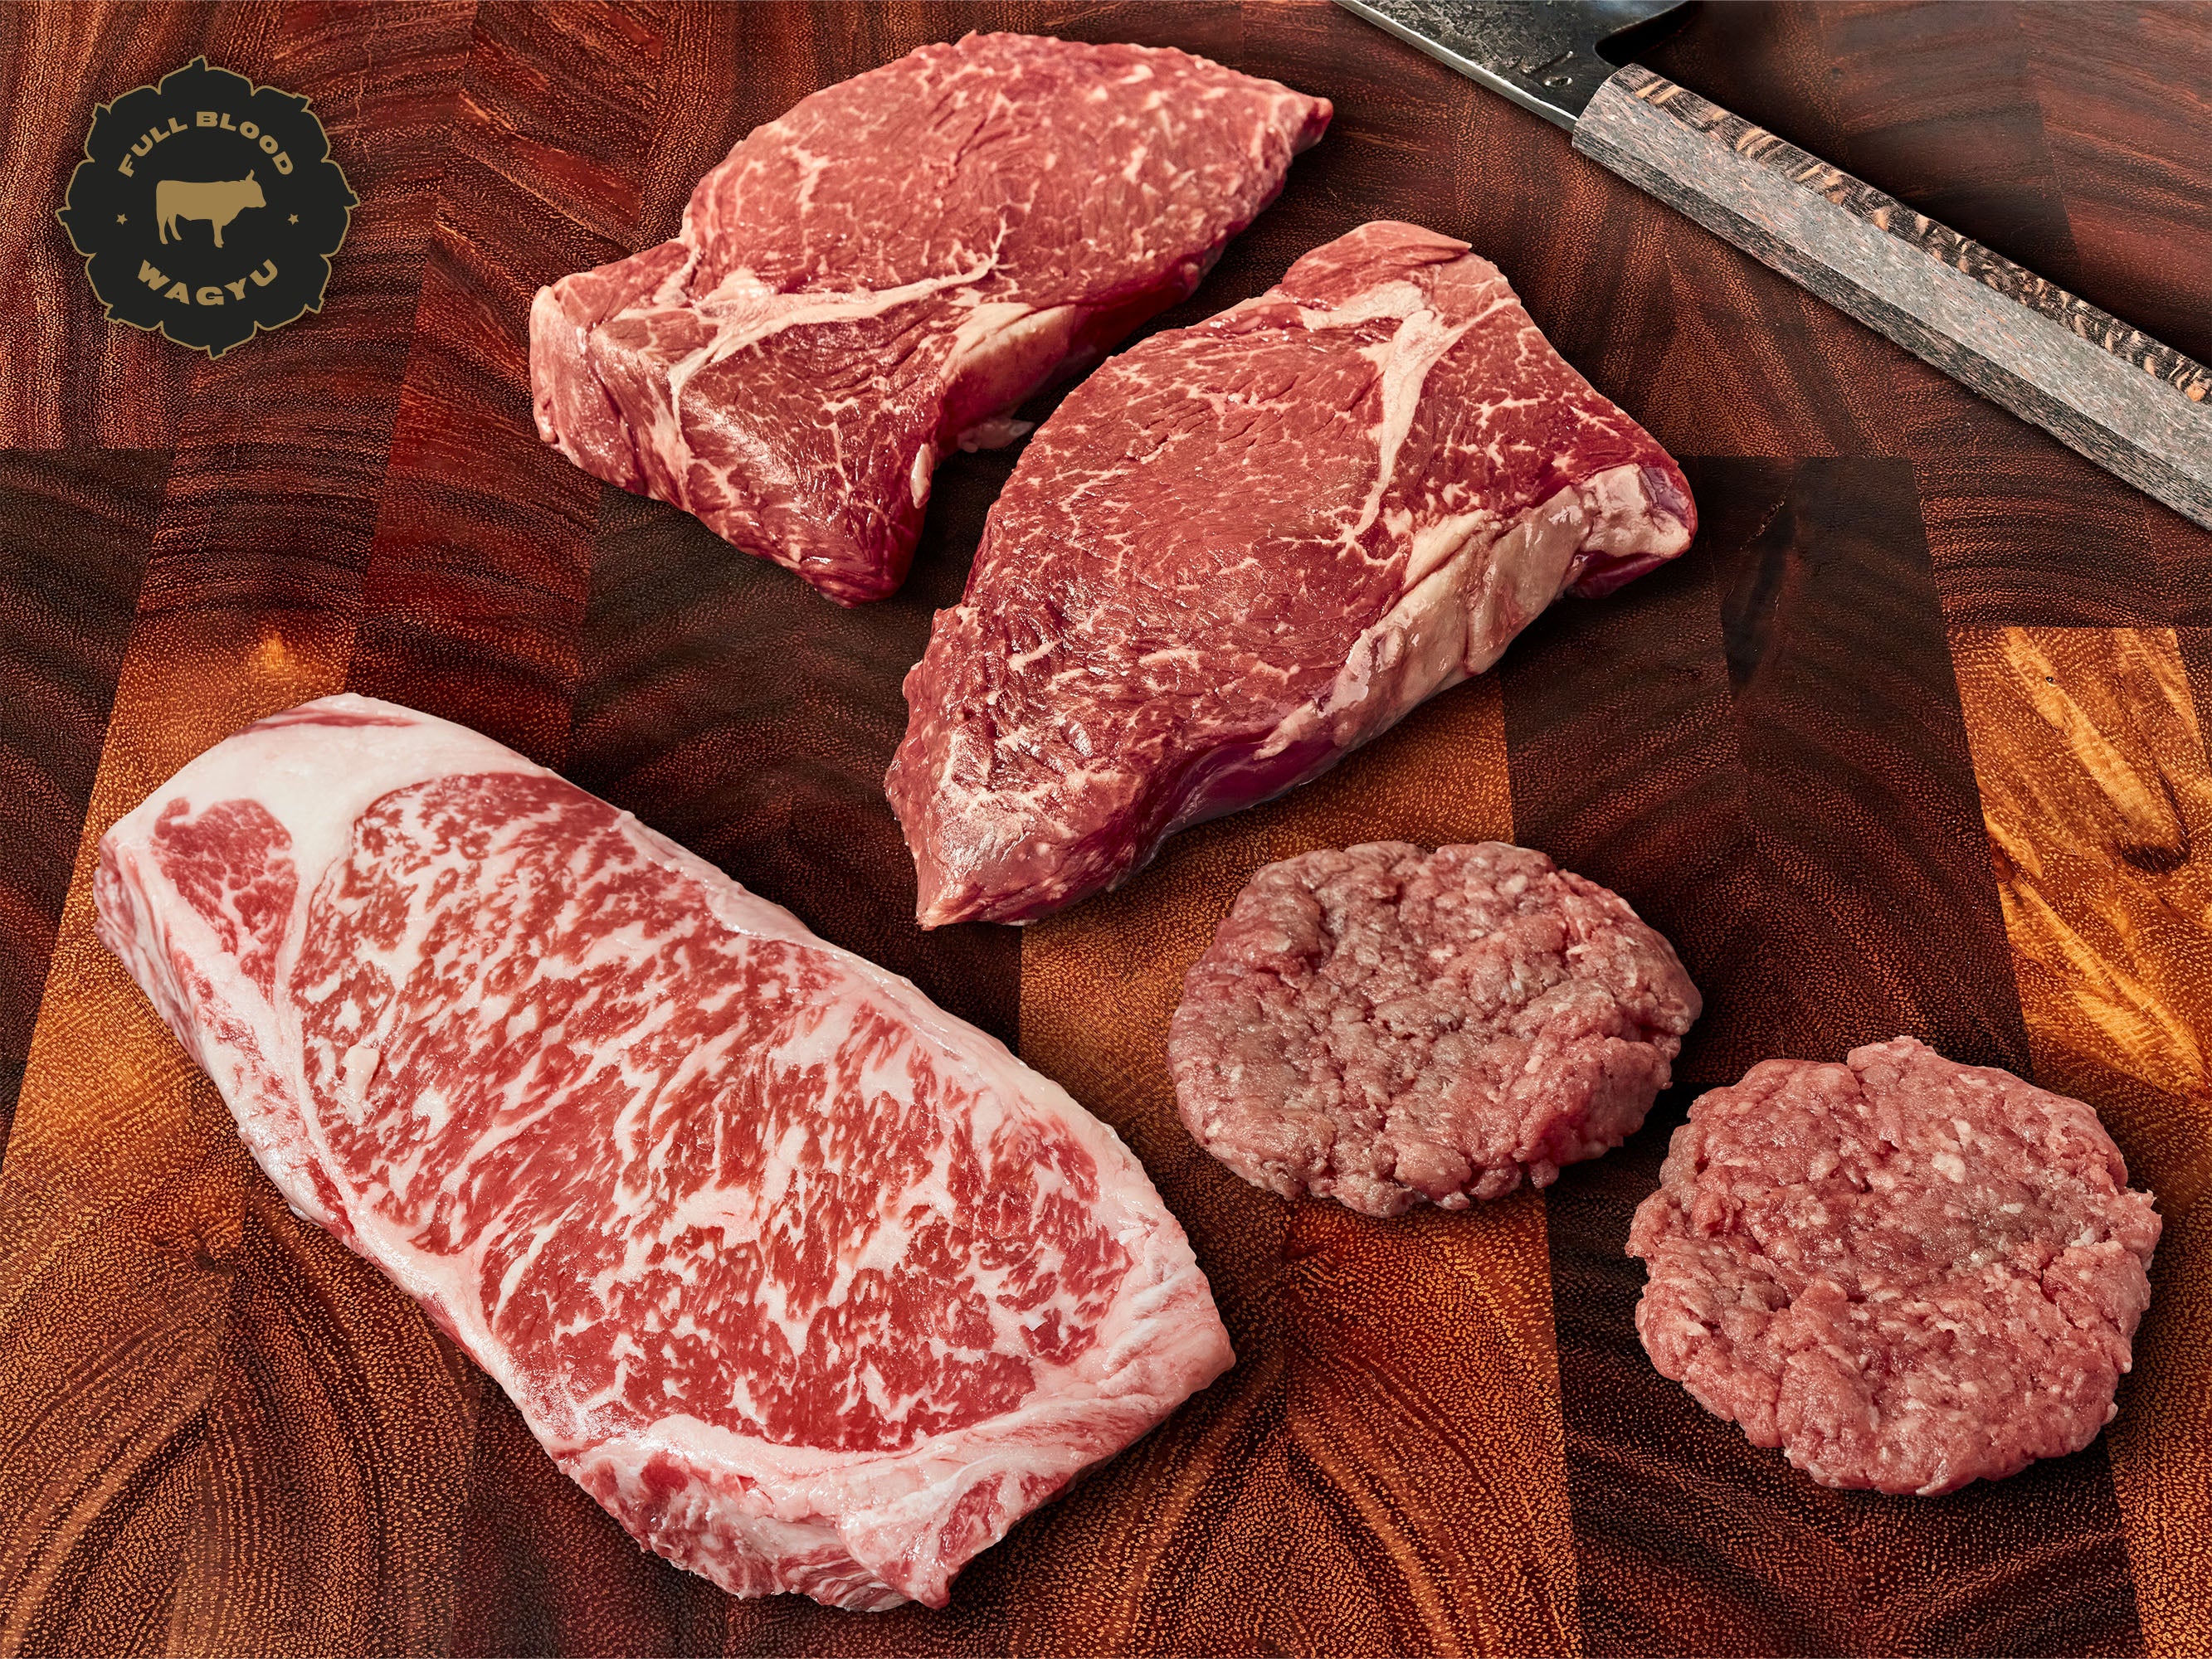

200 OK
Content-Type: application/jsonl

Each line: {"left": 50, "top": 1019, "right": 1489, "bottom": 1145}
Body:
{"left": 1336, "top": 0, "right": 2212, "bottom": 531}
{"left": 1334, "top": 0, "right": 1683, "bottom": 128}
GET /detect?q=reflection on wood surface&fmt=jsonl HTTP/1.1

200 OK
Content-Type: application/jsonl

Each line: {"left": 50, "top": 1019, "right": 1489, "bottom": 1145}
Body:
{"left": 1955, "top": 623, "right": 2212, "bottom": 1659}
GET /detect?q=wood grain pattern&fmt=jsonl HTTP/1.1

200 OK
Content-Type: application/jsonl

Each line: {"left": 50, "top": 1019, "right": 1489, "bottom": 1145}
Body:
{"left": 1019, "top": 682, "right": 1582, "bottom": 1657}
{"left": 345, "top": 0, "right": 670, "bottom": 764}
{"left": 1499, "top": 460, "right": 2141, "bottom": 1656}
{"left": 2015, "top": 4, "right": 2212, "bottom": 373}
{"left": 0, "top": 450, "right": 163, "bottom": 1155}
{"left": 1, "top": 2, "right": 2210, "bottom": 1652}
{"left": 0, "top": 3, "right": 227, "bottom": 449}
{"left": 1952, "top": 625, "right": 2212, "bottom": 1659}
{"left": 0, "top": 7, "right": 481, "bottom": 1652}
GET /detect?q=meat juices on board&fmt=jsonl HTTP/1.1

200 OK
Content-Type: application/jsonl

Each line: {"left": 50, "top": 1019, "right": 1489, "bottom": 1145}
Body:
{"left": 95, "top": 694, "right": 1234, "bottom": 1611}
{"left": 1630, "top": 1038, "right": 2161, "bottom": 1496}
{"left": 530, "top": 32, "right": 1330, "bottom": 605}
{"left": 1170, "top": 842, "right": 1701, "bottom": 1217}
{"left": 889, "top": 219, "right": 1696, "bottom": 927}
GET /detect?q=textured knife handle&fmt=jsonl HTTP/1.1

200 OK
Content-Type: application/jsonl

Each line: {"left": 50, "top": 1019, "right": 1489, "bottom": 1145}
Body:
{"left": 1575, "top": 63, "right": 2212, "bottom": 529}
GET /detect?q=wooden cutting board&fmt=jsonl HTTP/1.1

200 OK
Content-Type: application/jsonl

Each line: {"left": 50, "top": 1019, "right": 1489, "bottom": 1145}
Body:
{"left": 2, "top": 2, "right": 2208, "bottom": 1652}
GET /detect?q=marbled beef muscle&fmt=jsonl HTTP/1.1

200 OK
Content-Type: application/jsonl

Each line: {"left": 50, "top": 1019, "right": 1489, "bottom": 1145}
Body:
{"left": 529, "top": 33, "right": 1330, "bottom": 605}
{"left": 889, "top": 220, "right": 1696, "bottom": 927}
{"left": 95, "top": 694, "right": 1232, "bottom": 1611}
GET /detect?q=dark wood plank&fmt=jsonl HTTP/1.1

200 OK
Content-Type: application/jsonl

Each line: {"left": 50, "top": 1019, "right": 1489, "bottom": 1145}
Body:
{"left": 0, "top": 450, "right": 164, "bottom": 1161}
{"left": 2016, "top": 2, "right": 2212, "bottom": 371}
{"left": 1501, "top": 456, "right": 2140, "bottom": 1655}
{"left": 0, "top": 2, "right": 224, "bottom": 449}
{"left": 345, "top": 1, "right": 670, "bottom": 765}
{"left": 0, "top": 7, "right": 482, "bottom": 1652}
{"left": 1707, "top": 457, "right": 2034, "bottom": 1067}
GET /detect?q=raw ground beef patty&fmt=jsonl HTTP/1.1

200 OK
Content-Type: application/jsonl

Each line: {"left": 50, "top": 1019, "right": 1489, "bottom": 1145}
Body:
{"left": 1168, "top": 842, "right": 1701, "bottom": 1217}
{"left": 1629, "top": 1038, "right": 2162, "bottom": 1496}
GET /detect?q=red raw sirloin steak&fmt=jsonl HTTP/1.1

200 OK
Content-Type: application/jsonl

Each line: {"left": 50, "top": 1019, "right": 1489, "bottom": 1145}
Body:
{"left": 530, "top": 32, "right": 1330, "bottom": 604}
{"left": 889, "top": 220, "right": 1697, "bottom": 927}
{"left": 94, "top": 695, "right": 1233, "bottom": 1612}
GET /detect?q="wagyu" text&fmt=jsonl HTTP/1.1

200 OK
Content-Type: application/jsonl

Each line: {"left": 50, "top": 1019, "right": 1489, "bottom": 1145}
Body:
{"left": 136, "top": 257, "right": 279, "bottom": 307}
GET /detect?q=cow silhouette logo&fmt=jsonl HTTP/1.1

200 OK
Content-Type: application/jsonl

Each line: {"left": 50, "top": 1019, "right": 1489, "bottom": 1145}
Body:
{"left": 158, "top": 173, "right": 266, "bottom": 248}
{"left": 58, "top": 57, "right": 355, "bottom": 357}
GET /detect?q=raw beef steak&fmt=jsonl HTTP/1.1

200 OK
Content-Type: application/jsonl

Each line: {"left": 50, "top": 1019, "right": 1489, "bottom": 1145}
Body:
{"left": 1630, "top": 1039, "right": 2161, "bottom": 1496}
{"left": 1170, "top": 843, "right": 1700, "bottom": 1217}
{"left": 889, "top": 221, "right": 1697, "bottom": 926}
{"left": 95, "top": 694, "right": 1234, "bottom": 1611}
{"left": 530, "top": 33, "right": 1330, "bottom": 605}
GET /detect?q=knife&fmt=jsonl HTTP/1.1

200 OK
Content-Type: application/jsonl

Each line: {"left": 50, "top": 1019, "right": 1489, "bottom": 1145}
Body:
{"left": 1334, "top": 0, "right": 2212, "bottom": 531}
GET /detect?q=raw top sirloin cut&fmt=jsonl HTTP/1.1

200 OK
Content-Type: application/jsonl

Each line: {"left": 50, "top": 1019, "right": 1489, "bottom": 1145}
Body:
{"left": 530, "top": 32, "right": 1331, "bottom": 604}
{"left": 889, "top": 220, "right": 1696, "bottom": 927}
{"left": 95, "top": 695, "right": 1234, "bottom": 1611}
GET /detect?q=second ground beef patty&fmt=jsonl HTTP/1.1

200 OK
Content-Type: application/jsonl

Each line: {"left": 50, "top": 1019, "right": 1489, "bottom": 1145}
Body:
{"left": 1630, "top": 1038, "right": 2162, "bottom": 1496}
{"left": 1168, "top": 841, "right": 1701, "bottom": 1217}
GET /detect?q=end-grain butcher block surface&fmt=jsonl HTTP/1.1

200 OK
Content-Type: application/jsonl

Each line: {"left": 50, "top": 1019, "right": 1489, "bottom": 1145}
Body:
{"left": 889, "top": 220, "right": 1697, "bottom": 927}
{"left": 92, "top": 695, "right": 1234, "bottom": 1612}
{"left": 1170, "top": 842, "right": 1701, "bottom": 1217}
{"left": 1630, "top": 1038, "right": 2161, "bottom": 1497}
{"left": 529, "top": 33, "right": 1330, "bottom": 605}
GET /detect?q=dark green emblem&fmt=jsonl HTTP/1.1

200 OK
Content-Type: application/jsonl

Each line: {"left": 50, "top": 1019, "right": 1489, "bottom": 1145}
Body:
{"left": 57, "top": 57, "right": 357, "bottom": 358}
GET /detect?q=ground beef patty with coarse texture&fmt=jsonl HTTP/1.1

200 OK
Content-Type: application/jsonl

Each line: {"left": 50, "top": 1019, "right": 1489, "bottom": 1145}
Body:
{"left": 1630, "top": 1038, "right": 2161, "bottom": 1496}
{"left": 1168, "top": 841, "right": 1700, "bottom": 1217}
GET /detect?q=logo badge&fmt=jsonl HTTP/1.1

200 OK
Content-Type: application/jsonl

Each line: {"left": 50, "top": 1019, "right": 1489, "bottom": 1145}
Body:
{"left": 57, "top": 58, "right": 356, "bottom": 358}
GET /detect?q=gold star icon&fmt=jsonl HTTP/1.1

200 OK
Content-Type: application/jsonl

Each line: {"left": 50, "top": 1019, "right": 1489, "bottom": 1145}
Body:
{"left": 115, "top": 213, "right": 127, "bottom": 223}
{"left": 288, "top": 213, "right": 299, "bottom": 224}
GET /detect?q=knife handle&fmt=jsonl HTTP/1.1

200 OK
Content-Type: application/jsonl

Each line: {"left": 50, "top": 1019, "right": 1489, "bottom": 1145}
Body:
{"left": 1573, "top": 63, "right": 2212, "bottom": 530}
